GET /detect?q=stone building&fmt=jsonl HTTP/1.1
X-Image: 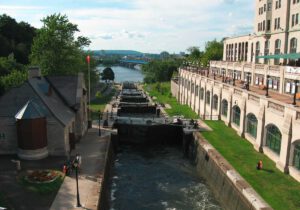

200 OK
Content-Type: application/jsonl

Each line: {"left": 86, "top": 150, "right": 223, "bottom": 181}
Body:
{"left": 0, "top": 67, "right": 88, "bottom": 159}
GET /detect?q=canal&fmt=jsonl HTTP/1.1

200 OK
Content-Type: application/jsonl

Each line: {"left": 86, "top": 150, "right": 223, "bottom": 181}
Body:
{"left": 97, "top": 66, "right": 144, "bottom": 83}
{"left": 110, "top": 145, "right": 222, "bottom": 210}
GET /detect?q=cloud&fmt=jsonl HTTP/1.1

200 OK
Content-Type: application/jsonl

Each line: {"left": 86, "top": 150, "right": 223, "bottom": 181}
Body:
{"left": 3, "top": 0, "right": 254, "bottom": 53}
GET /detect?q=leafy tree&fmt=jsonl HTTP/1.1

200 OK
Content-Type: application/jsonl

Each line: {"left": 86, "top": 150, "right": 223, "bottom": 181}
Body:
{"left": 187, "top": 46, "right": 203, "bottom": 65}
{"left": 201, "top": 40, "right": 223, "bottom": 67}
{"left": 0, "top": 70, "right": 27, "bottom": 92}
{"left": 30, "top": 13, "right": 90, "bottom": 76}
{"left": 101, "top": 67, "right": 115, "bottom": 82}
{"left": 0, "top": 14, "right": 36, "bottom": 64}
{"left": 142, "top": 59, "right": 182, "bottom": 83}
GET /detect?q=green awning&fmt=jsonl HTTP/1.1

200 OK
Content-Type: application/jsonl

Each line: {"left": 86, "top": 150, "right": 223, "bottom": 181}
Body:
{"left": 256, "top": 53, "right": 300, "bottom": 59}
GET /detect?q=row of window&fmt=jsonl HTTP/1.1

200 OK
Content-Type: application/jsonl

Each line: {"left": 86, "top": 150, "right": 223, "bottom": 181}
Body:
{"left": 181, "top": 79, "right": 300, "bottom": 170}
{"left": 292, "top": 0, "right": 300, "bottom": 4}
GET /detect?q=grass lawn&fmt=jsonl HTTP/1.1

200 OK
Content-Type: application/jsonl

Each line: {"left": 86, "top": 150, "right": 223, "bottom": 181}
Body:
{"left": 202, "top": 121, "right": 300, "bottom": 210}
{"left": 19, "top": 172, "right": 64, "bottom": 194}
{"left": 143, "top": 82, "right": 199, "bottom": 119}
{"left": 90, "top": 88, "right": 116, "bottom": 120}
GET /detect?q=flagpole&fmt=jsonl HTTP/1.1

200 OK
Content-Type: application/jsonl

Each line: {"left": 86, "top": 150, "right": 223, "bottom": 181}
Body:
{"left": 87, "top": 55, "right": 91, "bottom": 128}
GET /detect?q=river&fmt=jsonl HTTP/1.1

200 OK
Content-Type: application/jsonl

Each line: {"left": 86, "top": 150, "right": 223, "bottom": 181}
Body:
{"left": 97, "top": 66, "right": 144, "bottom": 83}
{"left": 110, "top": 145, "right": 222, "bottom": 210}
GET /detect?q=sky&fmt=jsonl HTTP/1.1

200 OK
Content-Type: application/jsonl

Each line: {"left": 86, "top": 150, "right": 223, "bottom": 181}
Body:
{"left": 0, "top": 0, "right": 255, "bottom": 53}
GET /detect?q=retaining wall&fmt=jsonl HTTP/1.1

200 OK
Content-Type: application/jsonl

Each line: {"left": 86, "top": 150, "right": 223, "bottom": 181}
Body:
{"left": 191, "top": 132, "right": 273, "bottom": 210}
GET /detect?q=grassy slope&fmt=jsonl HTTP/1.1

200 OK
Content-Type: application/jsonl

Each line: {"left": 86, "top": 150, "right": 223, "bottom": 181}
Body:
{"left": 143, "top": 82, "right": 300, "bottom": 209}
{"left": 202, "top": 121, "right": 300, "bottom": 210}
{"left": 143, "top": 82, "right": 199, "bottom": 119}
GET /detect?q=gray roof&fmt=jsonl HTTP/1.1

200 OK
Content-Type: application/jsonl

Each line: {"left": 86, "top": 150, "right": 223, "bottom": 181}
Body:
{"left": 46, "top": 75, "right": 80, "bottom": 109}
{"left": 28, "top": 77, "right": 75, "bottom": 126}
{"left": 15, "top": 100, "right": 45, "bottom": 120}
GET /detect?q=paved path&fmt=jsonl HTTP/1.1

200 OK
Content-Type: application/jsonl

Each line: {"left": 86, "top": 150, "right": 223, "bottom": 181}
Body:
{"left": 50, "top": 128, "right": 111, "bottom": 210}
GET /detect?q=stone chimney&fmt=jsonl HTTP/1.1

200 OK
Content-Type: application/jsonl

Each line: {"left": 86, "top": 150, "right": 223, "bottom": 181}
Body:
{"left": 28, "top": 66, "right": 41, "bottom": 79}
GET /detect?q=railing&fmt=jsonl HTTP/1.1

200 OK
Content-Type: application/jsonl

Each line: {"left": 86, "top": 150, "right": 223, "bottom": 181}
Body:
{"left": 268, "top": 101, "right": 285, "bottom": 114}
{"left": 255, "top": 64, "right": 265, "bottom": 70}
{"left": 234, "top": 89, "right": 242, "bottom": 96}
{"left": 248, "top": 94, "right": 260, "bottom": 104}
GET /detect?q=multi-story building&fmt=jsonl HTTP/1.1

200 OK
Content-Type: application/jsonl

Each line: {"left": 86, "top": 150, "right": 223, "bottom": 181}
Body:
{"left": 176, "top": 0, "right": 300, "bottom": 182}
{"left": 224, "top": 0, "right": 299, "bottom": 66}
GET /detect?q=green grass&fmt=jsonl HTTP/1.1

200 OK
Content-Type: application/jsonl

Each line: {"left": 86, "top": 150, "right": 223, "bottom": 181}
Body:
{"left": 90, "top": 88, "right": 116, "bottom": 120}
{"left": 202, "top": 121, "right": 300, "bottom": 210}
{"left": 143, "top": 82, "right": 199, "bottom": 119}
{"left": 19, "top": 172, "right": 64, "bottom": 194}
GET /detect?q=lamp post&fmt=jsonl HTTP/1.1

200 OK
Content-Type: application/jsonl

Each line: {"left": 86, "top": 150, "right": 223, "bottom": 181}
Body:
{"left": 222, "top": 70, "right": 225, "bottom": 82}
{"left": 247, "top": 72, "right": 251, "bottom": 91}
{"left": 292, "top": 80, "right": 299, "bottom": 106}
{"left": 213, "top": 72, "right": 216, "bottom": 80}
{"left": 233, "top": 70, "right": 236, "bottom": 86}
{"left": 87, "top": 55, "right": 91, "bottom": 128}
{"left": 73, "top": 162, "right": 81, "bottom": 207}
{"left": 98, "top": 110, "right": 102, "bottom": 136}
{"left": 265, "top": 75, "right": 270, "bottom": 97}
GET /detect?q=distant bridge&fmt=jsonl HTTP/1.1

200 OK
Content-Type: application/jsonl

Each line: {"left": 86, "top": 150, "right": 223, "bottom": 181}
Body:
{"left": 119, "top": 59, "right": 149, "bottom": 65}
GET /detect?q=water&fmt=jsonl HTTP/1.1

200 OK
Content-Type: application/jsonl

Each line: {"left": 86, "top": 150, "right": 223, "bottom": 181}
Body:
{"left": 110, "top": 145, "right": 222, "bottom": 210}
{"left": 97, "top": 66, "right": 144, "bottom": 83}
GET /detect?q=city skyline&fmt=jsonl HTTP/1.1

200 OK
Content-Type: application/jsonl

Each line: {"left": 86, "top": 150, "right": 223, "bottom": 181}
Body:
{"left": 1, "top": 0, "right": 254, "bottom": 53}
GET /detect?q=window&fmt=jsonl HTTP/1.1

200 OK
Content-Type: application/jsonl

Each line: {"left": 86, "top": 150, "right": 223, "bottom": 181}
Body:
{"left": 293, "top": 144, "right": 300, "bottom": 170}
{"left": 263, "top": 20, "right": 265, "bottom": 31}
{"left": 279, "top": 0, "right": 281, "bottom": 8}
{"left": 264, "top": 4, "right": 266, "bottom": 12}
{"left": 255, "top": 41, "right": 260, "bottom": 63}
{"left": 195, "top": 85, "right": 199, "bottom": 96}
{"left": 213, "top": 95, "right": 218, "bottom": 110}
{"left": 232, "top": 106, "right": 241, "bottom": 126}
{"left": 206, "top": 91, "right": 210, "bottom": 105}
{"left": 292, "top": 14, "right": 295, "bottom": 27}
{"left": 246, "top": 113, "right": 258, "bottom": 138}
{"left": 268, "top": 3, "right": 272, "bottom": 11}
{"left": 266, "top": 125, "right": 282, "bottom": 154}
{"left": 275, "top": 39, "right": 281, "bottom": 64}
{"left": 264, "top": 40, "right": 270, "bottom": 64}
{"left": 276, "top": 1, "right": 278, "bottom": 9}
{"left": 290, "top": 38, "right": 297, "bottom": 53}
{"left": 200, "top": 88, "right": 204, "bottom": 100}
{"left": 296, "top": 14, "right": 299, "bottom": 25}
{"left": 221, "top": 100, "right": 228, "bottom": 117}
{"left": 267, "top": 20, "right": 271, "bottom": 31}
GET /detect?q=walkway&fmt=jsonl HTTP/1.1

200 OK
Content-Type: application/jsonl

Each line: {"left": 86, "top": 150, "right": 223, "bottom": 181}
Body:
{"left": 50, "top": 128, "right": 111, "bottom": 210}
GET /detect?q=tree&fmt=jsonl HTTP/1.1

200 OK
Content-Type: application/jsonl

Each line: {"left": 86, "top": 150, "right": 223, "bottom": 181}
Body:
{"left": 187, "top": 46, "right": 203, "bottom": 65}
{"left": 201, "top": 40, "right": 223, "bottom": 67}
{"left": 30, "top": 13, "right": 90, "bottom": 76}
{"left": 101, "top": 67, "right": 115, "bottom": 82}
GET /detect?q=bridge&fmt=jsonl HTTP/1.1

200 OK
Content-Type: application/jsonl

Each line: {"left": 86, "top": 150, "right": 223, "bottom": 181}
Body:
{"left": 119, "top": 59, "right": 149, "bottom": 69}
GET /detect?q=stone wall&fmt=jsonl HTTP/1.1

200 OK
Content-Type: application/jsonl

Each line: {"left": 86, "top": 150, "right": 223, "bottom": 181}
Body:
{"left": 171, "top": 79, "right": 179, "bottom": 100}
{"left": 190, "top": 132, "right": 272, "bottom": 210}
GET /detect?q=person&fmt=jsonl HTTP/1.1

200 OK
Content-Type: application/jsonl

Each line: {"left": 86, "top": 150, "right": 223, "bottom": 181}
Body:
{"left": 256, "top": 160, "right": 263, "bottom": 170}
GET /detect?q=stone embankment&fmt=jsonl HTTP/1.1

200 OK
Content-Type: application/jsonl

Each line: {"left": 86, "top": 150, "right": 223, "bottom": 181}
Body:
{"left": 190, "top": 132, "right": 272, "bottom": 210}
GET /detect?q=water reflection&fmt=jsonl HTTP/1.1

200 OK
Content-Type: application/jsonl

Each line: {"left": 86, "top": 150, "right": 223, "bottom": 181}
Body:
{"left": 97, "top": 66, "right": 144, "bottom": 83}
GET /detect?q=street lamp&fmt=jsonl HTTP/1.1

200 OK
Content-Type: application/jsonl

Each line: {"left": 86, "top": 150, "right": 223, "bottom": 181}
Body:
{"left": 73, "top": 161, "right": 81, "bottom": 207}
{"left": 265, "top": 75, "right": 270, "bottom": 97}
{"left": 292, "top": 80, "right": 299, "bottom": 106}
{"left": 233, "top": 70, "right": 236, "bottom": 86}
{"left": 98, "top": 110, "right": 102, "bottom": 136}
{"left": 222, "top": 70, "right": 225, "bottom": 82}
{"left": 247, "top": 72, "right": 251, "bottom": 91}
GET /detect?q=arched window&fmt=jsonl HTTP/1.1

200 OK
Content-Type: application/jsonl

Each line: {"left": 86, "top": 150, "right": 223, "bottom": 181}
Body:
{"left": 221, "top": 100, "right": 228, "bottom": 117}
{"left": 255, "top": 41, "right": 260, "bottom": 63}
{"left": 191, "top": 83, "right": 194, "bottom": 94}
{"left": 266, "top": 124, "right": 282, "bottom": 154}
{"left": 206, "top": 91, "right": 211, "bottom": 105}
{"left": 274, "top": 39, "right": 281, "bottom": 65}
{"left": 293, "top": 143, "right": 300, "bottom": 170}
{"left": 195, "top": 85, "right": 199, "bottom": 96}
{"left": 213, "top": 95, "right": 218, "bottom": 110}
{"left": 232, "top": 106, "right": 241, "bottom": 126}
{"left": 200, "top": 88, "right": 204, "bottom": 100}
{"left": 246, "top": 113, "right": 258, "bottom": 138}
{"left": 290, "top": 38, "right": 297, "bottom": 53}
